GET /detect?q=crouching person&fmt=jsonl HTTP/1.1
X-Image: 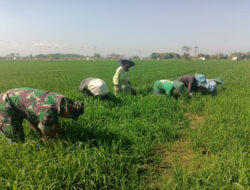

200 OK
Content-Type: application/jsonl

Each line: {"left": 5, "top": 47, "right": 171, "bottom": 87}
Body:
{"left": 178, "top": 75, "right": 197, "bottom": 95}
{"left": 153, "top": 80, "right": 185, "bottom": 97}
{"left": 113, "top": 59, "right": 136, "bottom": 95}
{"left": 195, "top": 74, "right": 224, "bottom": 94}
{"left": 0, "top": 88, "right": 84, "bottom": 143}
{"left": 204, "top": 77, "right": 224, "bottom": 92}
{"left": 78, "top": 78, "right": 109, "bottom": 97}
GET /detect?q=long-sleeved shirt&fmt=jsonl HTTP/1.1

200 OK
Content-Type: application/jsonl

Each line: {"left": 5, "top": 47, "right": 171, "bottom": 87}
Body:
{"left": 178, "top": 75, "right": 196, "bottom": 93}
{"left": 0, "top": 88, "right": 66, "bottom": 132}
{"left": 113, "top": 66, "right": 132, "bottom": 91}
{"left": 153, "top": 80, "right": 174, "bottom": 97}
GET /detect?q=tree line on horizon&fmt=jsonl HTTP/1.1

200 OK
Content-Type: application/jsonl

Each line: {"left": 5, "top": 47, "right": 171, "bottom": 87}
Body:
{"left": 1, "top": 50, "right": 250, "bottom": 61}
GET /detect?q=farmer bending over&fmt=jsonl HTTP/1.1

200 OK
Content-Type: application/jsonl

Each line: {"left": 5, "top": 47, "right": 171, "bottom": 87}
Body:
{"left": 78, "top": 78, "right": 109, "bottom": 97}
{"left": 113, "top": 59, "right": 136, "bottom": 95}
{"left": 178, "top": 75, "right": 197, "bottom": 95}
{"left": 0, "top": 88, "right": 84, "bottom": 143}
{"left": 197, "top": 77, "right": 224, "bottom": 93}
{"left": 153, "top": 80, "right": 185, "bottom": 97}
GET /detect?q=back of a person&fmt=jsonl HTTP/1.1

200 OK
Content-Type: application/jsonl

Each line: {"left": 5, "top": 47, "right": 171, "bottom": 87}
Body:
{"left": 113, "top": 66, "right": 129, "bottom": 84}
{"left": 2, "top": 88, "right": 64, "bottom": 119}
{"left": 178, "top": 75, "right": 195, "bottom": 86}
{"left": 154, "top": 80, "right": 174, "bottom": 95}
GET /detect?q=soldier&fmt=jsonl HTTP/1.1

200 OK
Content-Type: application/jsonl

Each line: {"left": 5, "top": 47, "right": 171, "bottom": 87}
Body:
{"left": 0, "top": 88, "right": 84, "bottom": 143}
{"left": 113, "top": 59, "right": 136, "bottom": 95}
{"left": 78, "top": 78, "right": 109, "bottom": 97}
{"left": 153, "top": 79, "right": 185, "bottom": 97}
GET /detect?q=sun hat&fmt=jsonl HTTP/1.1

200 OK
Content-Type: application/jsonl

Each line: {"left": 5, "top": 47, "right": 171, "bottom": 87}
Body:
{"left": 118, "top": 59, "right": 135, "bottom": 70}
{"left": 173, "top": 80, "right": 185, "bottom": 93}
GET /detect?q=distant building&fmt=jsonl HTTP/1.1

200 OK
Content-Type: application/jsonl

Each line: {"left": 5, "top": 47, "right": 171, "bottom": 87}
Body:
{"left": 232, "top": 57, "right": 238, "bottom": 61}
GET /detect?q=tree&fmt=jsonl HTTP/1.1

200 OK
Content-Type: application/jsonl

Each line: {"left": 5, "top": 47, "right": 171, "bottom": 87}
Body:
{"left": 131, "top": 56, "right": 140, "bottom": 60}
{"left": 106, "top": 53, "right": 123, "bottom": 59}
{"left": 216, "top": 53, "right": 227, "bottom": 59}
{"left": 182, "top": 46, "right": 191, "bottom": 54}
{"left": 5, "top": 53, "right": 17, "bottom": 59}
{"left": 198, "top": 53, "right": 210, "bottom": 59}
{"left": 182, "top": 53, "right": 191, "bottom": 60}
{"left": 93, "top": 53, "right": 101, "bottom": 59}
{"left": 151, "top": 52, "right": 180, "bottom": 60}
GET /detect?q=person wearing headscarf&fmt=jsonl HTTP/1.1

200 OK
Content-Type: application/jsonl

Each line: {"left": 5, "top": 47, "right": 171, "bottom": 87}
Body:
{"left": 153, "top": 80, "right": 185, "bottom": 97}
{"left": 201, "top": 77, "right": 224, "bottom": 92}
{"left": 0, "top": 88, "right": 84, "bottom": 142}
{"left": 113, "top": 59, "right": 136, "bottom": 95}
{"left": 78, "top": 78, "right": 109, "bottom": 97}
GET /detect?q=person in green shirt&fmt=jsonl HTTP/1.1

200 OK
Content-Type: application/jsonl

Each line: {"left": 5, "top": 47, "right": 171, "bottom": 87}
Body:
{"left": 153, "top": 80, "right": 185, "bottom": 97}
{"left": 113, "top": 59, "right": 136, "bottom": 95}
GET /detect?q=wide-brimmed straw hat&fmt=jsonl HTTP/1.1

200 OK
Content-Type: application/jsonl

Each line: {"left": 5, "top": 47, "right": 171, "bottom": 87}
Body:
{"left": 118, "top": 59, "right": 135, "bottom": 68}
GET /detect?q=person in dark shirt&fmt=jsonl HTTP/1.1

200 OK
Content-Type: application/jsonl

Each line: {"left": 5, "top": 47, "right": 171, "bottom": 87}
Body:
{"left": 178, "top": 75, "right": 197, "bottom": 95}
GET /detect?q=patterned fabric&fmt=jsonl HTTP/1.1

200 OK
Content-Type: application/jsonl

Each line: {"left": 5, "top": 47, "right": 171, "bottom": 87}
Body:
{"left": 0, "top": 88, "right": 66, "bottom": 141}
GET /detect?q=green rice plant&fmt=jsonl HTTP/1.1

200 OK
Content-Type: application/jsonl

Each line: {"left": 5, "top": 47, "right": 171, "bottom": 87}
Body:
{"left": 0, "top": 60, "right": 249, "bottom": 189}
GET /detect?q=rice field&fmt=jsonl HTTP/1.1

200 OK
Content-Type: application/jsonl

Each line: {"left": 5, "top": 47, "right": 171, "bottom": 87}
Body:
{"left": 0, "top": 60, "right": 249, "bottom": 189}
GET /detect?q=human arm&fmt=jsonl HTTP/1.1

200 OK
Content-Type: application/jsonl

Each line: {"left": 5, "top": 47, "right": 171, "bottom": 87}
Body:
{"left": 113, "top": 67, "right": 121, "bottom": 86}
{"left": 38, "top": 110, "right": 59, "bottom": 139}
{"left": 38, "top": 123, "right": 58, "bottom": 139}
{"left": 188, "top": 77, "right": 195, "bottom": 94}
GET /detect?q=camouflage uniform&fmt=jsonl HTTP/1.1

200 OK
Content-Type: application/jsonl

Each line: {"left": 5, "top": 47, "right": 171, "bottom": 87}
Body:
{"left": 0, "top": 88, "right": 81, "bottom": 142}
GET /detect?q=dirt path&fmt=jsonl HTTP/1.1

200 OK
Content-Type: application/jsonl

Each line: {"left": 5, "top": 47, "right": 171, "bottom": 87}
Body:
{"left": 146, "top": 114, "right": 206, "bottom": 189}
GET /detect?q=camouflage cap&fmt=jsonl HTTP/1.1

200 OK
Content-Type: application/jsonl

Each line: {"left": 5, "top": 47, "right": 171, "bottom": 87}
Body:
{"left": 67, "top": 99, "right": 84, "bottom": 121}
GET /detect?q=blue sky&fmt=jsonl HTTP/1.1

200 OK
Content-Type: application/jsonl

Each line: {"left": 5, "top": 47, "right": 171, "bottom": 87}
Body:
{"left": 0, "top": 0, "right": 249, "bottom": 56}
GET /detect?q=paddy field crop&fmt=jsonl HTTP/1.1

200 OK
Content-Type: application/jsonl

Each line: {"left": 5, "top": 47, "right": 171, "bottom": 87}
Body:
{"left": 0, "top": 60, "right": 249, "bottom": 189}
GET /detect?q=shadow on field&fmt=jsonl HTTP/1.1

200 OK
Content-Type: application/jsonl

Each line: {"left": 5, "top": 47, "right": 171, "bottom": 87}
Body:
{"left": 60, "top": 124, "right": 132, "bottom": 149}
{"left": 82, "top": 92, "right": 123, "bottom": 106}
{"left": 192, "top": 87, "right": 218, "bottom": 96}
{"left": 136, "top": 86, "right": 153, "bottom": 96}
